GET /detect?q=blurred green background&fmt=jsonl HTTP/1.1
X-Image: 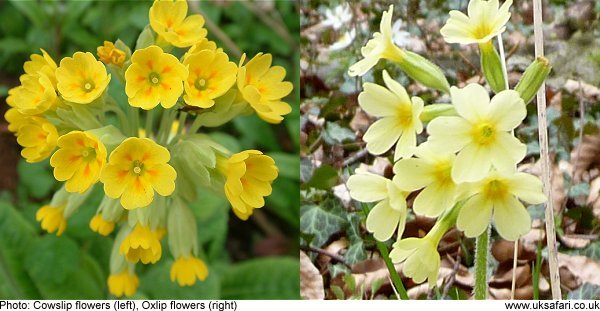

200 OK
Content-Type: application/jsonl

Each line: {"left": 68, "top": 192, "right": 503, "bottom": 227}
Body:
{"left": 0, "top": 0, "right": 300, "bottom": 299}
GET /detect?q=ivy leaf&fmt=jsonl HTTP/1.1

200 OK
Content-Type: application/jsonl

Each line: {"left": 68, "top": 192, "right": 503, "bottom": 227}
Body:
{"left": 300, "top": 204, "right": 345, "bottom": 247}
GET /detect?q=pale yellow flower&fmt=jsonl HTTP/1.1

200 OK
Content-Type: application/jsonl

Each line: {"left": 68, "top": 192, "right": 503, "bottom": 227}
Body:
{"left": 359, "top": 70, "right": 423, "bottom": 160}
{"left": 440, "top": 0, "right": 513, "bottom": 45}
{"left": 348, "top": 5, "right": 400, "bottom": 76}
{"left": 390, "top": 237, "right": 440, "bottom": 287}
{"left": 457, "top": 170, "right": 546, "bottom": 241}
{"left": 427, "top": 83, "right": 526, "bottom": 182}
{"left": 347, "top": 172, "right": 407, "bottom": 241}
{"left": 393, "top": 143, "right": 464, "bottom": 217}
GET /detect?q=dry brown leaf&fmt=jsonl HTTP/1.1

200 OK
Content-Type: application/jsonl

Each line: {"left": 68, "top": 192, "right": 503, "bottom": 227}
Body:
{"left": 489, "top": 286, "right": 534, "bottom": 300}
{"left": 559, "top": 234, "right": 592, "bottom": 249}
{"left": 587, "top": 177, "right": 600, "bottom": 221}
{"left": 557, "top": 253, "right": 600, "bottom": 290}
{"left": 349, "top": 108, "right": 372, "bottom": 134}
{"left": 564, "top": 79, "right": 600, "bottom": 101}
{"left": 571, "top": 134, "right": 600, "bottom": 183}
{"left": 318, "top": 238, "right": 348, "bottom": 267}
{"left": 300, "top": 251, "right": 325, "bottom": 300}
{"left": 490, "top": 264, "right": 531, "bottom": 288}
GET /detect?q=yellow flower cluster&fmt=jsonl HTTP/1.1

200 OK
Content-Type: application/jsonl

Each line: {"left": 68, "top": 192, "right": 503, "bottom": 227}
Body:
{"left": 6, "top": 0, "right": 291, "bottom": 298}
{"left": 347, "top": 0, "right": 547, "bottom": 288}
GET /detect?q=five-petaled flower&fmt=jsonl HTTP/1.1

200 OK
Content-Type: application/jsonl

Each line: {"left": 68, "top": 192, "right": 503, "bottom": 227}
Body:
{"left": 56, "top": 52, "right": 111, "bottom": 104}
{"left": 347, "top": 172, "right": 408, "bottom": 242}
{"left": 440, "top": 0, "right": 513, "bottom": 45}
{"left": 149, "top": 0, "right": 207, "bottom": 48}
{"left": 221, "top": 150, "right": 278, "bottom": 220}
{"left": 457, "top": 169, "right": 546, "bottom": 241}
{"left": 358, "top": 70, "right": 424, "bottom": 161}
{"left": 100, "top": 137, "right": 176, "bottom": 209}
{"left": 237, "top": 53, "right": 293, "bottom": 124}
{"left": 183, "top": 49, "right": 237, "bottom": 108}
{"left": 125, "top": 45, "right": 188, "bottom": 110}
{"left": 50, "top": 131, "right": 107, "bottom": 194}
{"left": 426, "top": 83, "right": 526, "bottom": 183}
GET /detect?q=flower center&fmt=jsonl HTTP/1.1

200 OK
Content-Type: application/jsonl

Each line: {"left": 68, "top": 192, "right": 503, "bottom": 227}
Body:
{"left": 472, "top": 123, "right": 496, "bottom": 146}
{"left": 148, "top": 72, "right": 161, "bottom": 86}
{"left": 132, "top": 160, "right": 144, "bottom": 175}
{"left": 432, "top": 161, "right": 452, "bottom": 186}
{"left": 396, "top": 104, "right": 413, "bottom": 128}
{"left": 484, "top": 179, "right": 508, "bottom": 200}
{"left": 194, "top": 78, "right": 208, "bottom": 91}
{"left": 83, "top": 81, "right": 95, "bottom": 92}
{"left": 473, "top": 23, "right": 492, "bottom": 39}
{"left": 82, "top": 147, "right": 96, "bottom": 161}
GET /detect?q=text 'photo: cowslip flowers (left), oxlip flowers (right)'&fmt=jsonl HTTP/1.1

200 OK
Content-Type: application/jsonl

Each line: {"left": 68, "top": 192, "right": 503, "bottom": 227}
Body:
{"left": 4, "top": 0, "right": 293, "bottom": 298}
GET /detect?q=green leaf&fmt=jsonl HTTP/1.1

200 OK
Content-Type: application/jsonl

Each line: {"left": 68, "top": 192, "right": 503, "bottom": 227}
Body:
{"left": 8, "top": 0, "right": 47, "bottom": 27}
{"left": 25, "top": 235, "right": 80, "bottom": 285}
{"left": 269, "top": 152, "right": 299, "bottom": 180}
{"left": 0, "top": 240, "right": 40, "bottom": 299}
{"left": 322, "top": 122, "right": 355, "bottom": 145}
{"left": 300, "top": 204, "right": 345, "bottom": 247}
{"left": 567, "top": 283, "right": 600, "bottom": 300}
{"left": 208, "top": 132, "right": 241, "bottom": 154}
{"left": 0, "top": 201, "right": 36, "bottom": 248}
{"left": 32, "top": 251, "right": 104, "bottom": 299}
{"left": 266, "top": 178, "right": 299, "bottom": 227}
{"left": 17, "top": 159, "right": 55, "bottom": 199}
{"left": 189, "top": 188, "right": 229, "bottom": 262}
{"left": 140, "top": 259, "right": 220, "bottom": 299}
{"left": 220, "top": 257, "right": 299, "bottom": 299}
{"left": 305, "top": 164, "right": 338, "bottom": 190}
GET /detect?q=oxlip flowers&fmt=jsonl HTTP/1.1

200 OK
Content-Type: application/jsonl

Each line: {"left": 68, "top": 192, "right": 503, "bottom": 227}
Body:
{"left": 100, "top": 137, "right": 176, "bottom": 209}
{"left": 358, "top": 70, "right": 423, "bottom": 160}
{"left": 347, "top": 172, "right": 408, "bottom": 242}
{"left": 427, "top": 84, "right": 526, "bottom": 182}
{"left": 457, "top": 170, "right": 546, "bottom": 241}
{"left": 440, "top": 0, "right": 513, "bottom": 45}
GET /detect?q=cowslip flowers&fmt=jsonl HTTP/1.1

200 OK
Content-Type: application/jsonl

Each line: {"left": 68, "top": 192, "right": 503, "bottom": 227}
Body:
{"left": 347, "top": 172, "right": 408, "bottom": 241}
{"left": 10, "top": 0, "right": 292, "bottom": 297}
{"left": 101, "top": 137, "right": 176, "bottom": 209}
{"left": 358, "top": 70, "right": 423, "bottom": 160}
{"left": 56, "top": 52, "right": 111, "bottom": 104}
{"left": 221, "top": 150, "right": 278, "bottom": 220}
{"left": 170, "top": 256, "right": 209, "bottom": 286}
{"left": 440, "top": 0, "right": 513, "bottom": 45}
{"left": 237, "top": 53, "right": 293, "bottom": 124}
{"left": 125, "top": 45, "right": 188, "bottom": 109}
{"left": 50, "top": 131, "right": 107, "bottom": 193}
{"left": 149, "top": 0, "right": 207, "bottom": 48}
{"left": 457, "top": 170, "right": 546, "bottom": 241}
{"left": 183, "top": 49, "right": 237, "bottom": 108}
{"left": 119, "top": 224, "right": 163, "bottom": 264}
{"left": 427, "top": 83, "right": 526, "bottom": 182}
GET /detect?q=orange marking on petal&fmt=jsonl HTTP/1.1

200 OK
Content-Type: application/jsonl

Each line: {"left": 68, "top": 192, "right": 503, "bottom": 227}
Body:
{"left": 83, "top": 164, "right": 91, "bottom": 177}
{"left": 69, "top": 155, "right": 82, "bottom": 162}
{"left": 125, "top": 154, "right": 133, "bottom": 161}
{"left": 137, "top": 76, "right": 146, "bottom": 82}
{"left": 134, "top": 178, "right": 143, "bottom": 191}
{"left": 145, "top": 169, "right": 158, "bottom": 177}
{"left": 145, "top": 87, "right": 153, "bottom": 96}
{"left": 162, "top": 66, "right": 172, "bottom": 74}
{"left": 146, "top": 60, "right": 154, "bottom": 70}
{"left": 117, "top": 170, "right": 128, "bottom": 179}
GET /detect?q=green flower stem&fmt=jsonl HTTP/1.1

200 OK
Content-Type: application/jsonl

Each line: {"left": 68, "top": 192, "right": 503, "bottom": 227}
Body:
{"left": 145, "top": 109, "right": 154, "bottom": 138}
{"left": 130, "top": 107, "right": 139, "bottom": 137}
{"left": 189, "top": 114, "right": 203, "bottom": 134}
{"left": 474, "top": 225, "right": 491, "bottom": 300}
{"left": 104, "top": 96, "right": 130, "bottom": 135}
{"left": 156, "top": 108, "right": 171, "bottom": 144}
{"left": 176, "top": 111, "right": 187, "bottom": 136}
{"left": 360, "top": 203, "right": 408, "bottom": 300}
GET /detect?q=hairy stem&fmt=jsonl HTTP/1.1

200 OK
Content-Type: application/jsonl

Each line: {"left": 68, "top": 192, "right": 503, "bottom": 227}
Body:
{"left": 474, "top": 225, "right": 490, "bottom": 300}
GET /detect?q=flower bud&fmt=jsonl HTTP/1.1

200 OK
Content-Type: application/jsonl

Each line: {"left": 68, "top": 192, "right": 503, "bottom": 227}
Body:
{"left": 514, "top": 56, "right": 552, "bottom": 105}
{"left": 396, "top": 50, "right": 450, "bottom": 94}
{"left": 479, "top": 41, "right": 507, "bottom": 93}
{"left": 419, "top": 104, "right": 457, "bottom": 123}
